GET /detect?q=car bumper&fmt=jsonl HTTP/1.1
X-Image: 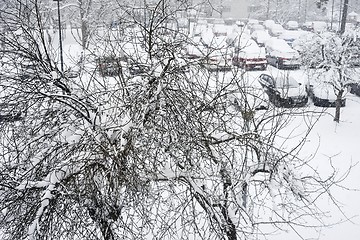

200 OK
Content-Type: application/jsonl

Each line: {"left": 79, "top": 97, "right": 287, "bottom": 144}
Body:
{"left": 312, "top": 96, "right": 346, "bottom": 107}
{"left": 275, "top": 96, "right": 308, "bottom": 107}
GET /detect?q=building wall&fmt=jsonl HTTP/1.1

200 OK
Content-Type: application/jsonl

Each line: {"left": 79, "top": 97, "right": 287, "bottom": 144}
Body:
{"left": 222, "top": 0, "right": 249, "bottom": 19}
{"left": 193, "top": 0, "right": 249, "bottom": 19}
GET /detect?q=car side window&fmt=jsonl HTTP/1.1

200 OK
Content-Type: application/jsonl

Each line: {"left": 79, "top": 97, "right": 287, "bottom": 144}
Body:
{"left": 263, "top": 75, "right": 273, "bottom": 86}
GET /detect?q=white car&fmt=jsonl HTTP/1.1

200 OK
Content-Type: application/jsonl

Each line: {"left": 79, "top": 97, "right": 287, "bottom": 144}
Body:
{"left": 268, "top": 24, "right": 285, "bottom": 37}
{"left": 251, "top": 30, "right": 271, "bottom": 47}
{"left": 306, "top": 81, "right": 345, "bottom": 107}
{"left": 312, "top": 21, "right": 328, "bottom": 33}
{"left": 202, "top": 36, "right": 232, "bottom": 71}
{"left": 278, "top": 30, "right": 306, "bottom": 47}
{"left": 228, "top": 86, "right": 270, "bottom": 112}
{"left": 265, "top": 38, "right": 300, "bottom": 69}
{"left": 306, "top": 71, "right": 346, "bottom": 107}
{"left": 263, "top": 19, "right": 276, "bottom": 30}
{"left": 250, "top": 24, "right": 265, "bottom": 33}
{"left": 232, "top": 39, "right": 267, "bottom": 71}
{"left": 285, "top": 21, "right": 299, "bottom": 30}
{"left": 212, "top": 24, "right": 228, "bottom": 37}
{"left": 185, "top": 36, "right": 206, "bottom": 59}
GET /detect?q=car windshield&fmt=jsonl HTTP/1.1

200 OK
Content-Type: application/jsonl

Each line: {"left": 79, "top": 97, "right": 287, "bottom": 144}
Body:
{"left": 275, "top": 77, "right": 299, "bottom": 88}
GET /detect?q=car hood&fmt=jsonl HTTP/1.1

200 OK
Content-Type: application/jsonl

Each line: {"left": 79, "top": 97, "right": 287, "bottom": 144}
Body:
{"left": 278, "top": 87, "right": 306, "bottom": 98}
{"left": 312, "top": 85, "right": 337, "bottom": 100}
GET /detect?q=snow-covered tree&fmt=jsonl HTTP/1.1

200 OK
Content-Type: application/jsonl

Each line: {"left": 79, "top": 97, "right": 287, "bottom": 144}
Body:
{"left": 0, "top": 0, "right": 350, "bottom": 239}
{"left": 299, "top": 30, "right": 360, "bottom": 122}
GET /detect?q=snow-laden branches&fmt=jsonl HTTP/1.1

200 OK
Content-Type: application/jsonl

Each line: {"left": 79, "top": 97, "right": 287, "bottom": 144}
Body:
{"left": 0, "top": 1, "right": 351, "bottom": 240}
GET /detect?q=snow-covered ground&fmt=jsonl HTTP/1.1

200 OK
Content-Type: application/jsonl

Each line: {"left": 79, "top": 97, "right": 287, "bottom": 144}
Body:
{"left": 55, "top": 27, "right": 360, "bottom": 239}
{"left": 241, "top": 68, "right": 360, "bottom": 240}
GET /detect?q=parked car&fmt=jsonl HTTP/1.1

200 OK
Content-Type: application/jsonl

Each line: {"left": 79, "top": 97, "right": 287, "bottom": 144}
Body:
{"left": 202, "top": 36, "right": 232, "bottom": 71}
{"left": 250, "top": 24, "right": 265, "bottom": 33}
{"left": 64, "top": 69, "right": 79, "bottom": 79}
{"left": 278, "top": 30, "right": 305, "bottom": 47}
{"left": 202, "top": 48, "right": 232, "bottom": 71}
{"left": 247, "top": 19, "right": 260, "bottom": 27}
{"left": 306, "top": 81, "right": 346, "bottom": 107}
{"left": 312, "top": 21, "right": 328, "bottom": 33}
{"left": 258, "top": 73, "right": 308, "bottom": 107}
{"left": 96, "top": 56, "right": 122, "bottom": 76}
{"left": 301, "top": 21, "right": 314, "bottom": 31}
{"left": 212, "top": 24, "right": 228, "bottom": 37}
{"left": 251, "top": 30, "right": 271, "bottom": 47}
{"left": 268, "top": 23, "right": 285, "bottom": 37}
{"left": 232, "top": 39, "right": 267, "bottom": 70}
{"left": 226, "top": 32, "right": 252, "bottom": 47}
{"left": 285, "top": 21, "right": 299, "bottom": 30}
{"left": 185, "top": 36, "right": 206, "bottom": 59}
{"left": 0, "top": 103, "right": 24, "bottom": 123}
{"left": 263, "top": 19, "right": 276, "bottom": 30}
{"left": 129, "top": 63, "right": 150, "bottom": 76}
{"left": 265, "top": 38, "right": 300, "bottom": 69}
{"left": 348, "top": 82, "right": 360, "bottom": 97}
{"left": 193, "top": 21, "right": 208, "bottom": 36}
{"left": 228, "top": 86, "right": 270, "bottom": 112}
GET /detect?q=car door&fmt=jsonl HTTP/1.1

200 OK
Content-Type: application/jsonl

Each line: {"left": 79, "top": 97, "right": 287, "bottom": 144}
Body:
{"left": 259, "top": 74, "right": 280, "bottom": 104}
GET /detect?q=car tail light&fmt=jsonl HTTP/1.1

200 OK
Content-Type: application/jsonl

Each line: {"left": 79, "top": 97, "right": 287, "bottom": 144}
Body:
{"left": 248, "top": 58, "right": 267, "bottom": 62}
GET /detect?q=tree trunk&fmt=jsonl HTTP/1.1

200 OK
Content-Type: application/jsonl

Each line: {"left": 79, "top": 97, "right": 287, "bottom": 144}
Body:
{"left": 334, "top": 89, "right": 344, "bottom": 122}
{"left": 339, "top": 0, "right": 349, "bottom": 34}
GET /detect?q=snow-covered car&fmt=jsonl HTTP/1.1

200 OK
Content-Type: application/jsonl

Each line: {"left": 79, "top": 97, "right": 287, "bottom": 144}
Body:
{"left": 250, "top": 24, "right": 265, "bottom": 33}
{"left": 228, "top": 86, "right": 270, "bottom": 112}
{"left": 263, "top": 19, "right": 276, "bottom": 30}
{"left": 193, "top": 21, "right": 208, "bottom": 36}
{"left": 212, "top": 24, "right": 228, "bottom": 37}
{"left": 301, "top": 21, "right": 314, "bottom": 31}
{"left": 247, "top": 19, "right": 260, "bottom": 27}
{"left": 202, "top": 36, "right": 232, "bottom": 71}
{"left": 258, "top": 73, "right": 308, "bottom": 107}
{"left": 226, "top": 32, "right": 252, "bottom": 47}
{"left": 285, "top": 21, "right": 299, "bottom": 30}
{"left": 278, "top": 30, "right": 306, "bottom": 47}
{"left": 268, "top": 23, "right": 285, "bottom": 37}
{"left": 185, "top": 36, "right": 206, "bottom": 59}
{"left": 128, "top": 63, "right": 151, "bottom": 76}
{"left": 232, "top": 39, "right": 267, "bottom": 70}
{"left": 312, "top": 21, "right": 328, "bottom": 33}
{"left": 306, "top": 81, "right": 346, "bottom": 107}
{"left": 202, "top": 48, "right": 232, "bottom": 71}
{"left": 251, "top": 30, "right": 271, "bottom": 47}
{"left": 265, "top": 38, "right": 300, "bottom": 69}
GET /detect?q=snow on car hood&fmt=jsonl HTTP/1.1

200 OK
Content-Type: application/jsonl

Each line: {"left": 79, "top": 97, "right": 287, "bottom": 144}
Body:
{"left": 312, "top": 82, "right": 338, "bottom": 100}
{"left": 275, "top": 76, "right": 306, "bottom": 98}
{"left": 279, "top": 86, "right": 306, "bottom": 98}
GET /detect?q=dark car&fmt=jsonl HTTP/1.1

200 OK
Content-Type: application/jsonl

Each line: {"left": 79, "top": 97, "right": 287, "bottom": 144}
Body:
{"left": 348, "top": 83, "right": 360, "bottom": 97}
{"left": 96, "top": 56, "right": 123, "bottom": 77}
{"left": 0, "top": 103, "right": 24, "bottom": 123}
{"left": 258, "top": 73, "right": 308, "bottom": 107}
{"left": 129, "top": 63, "right": 150, "bottom": 76}
{"left": 306, "top": 81, "right": 346, "bottom": 107}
